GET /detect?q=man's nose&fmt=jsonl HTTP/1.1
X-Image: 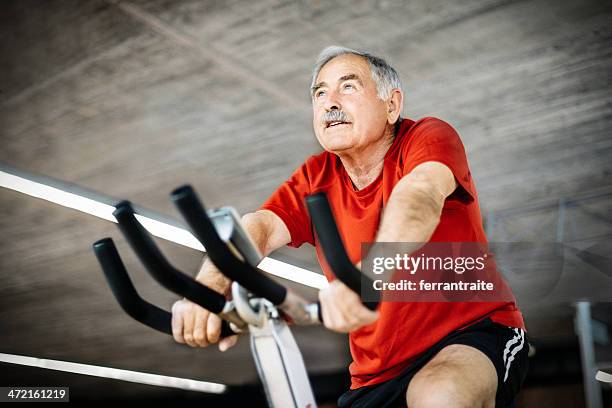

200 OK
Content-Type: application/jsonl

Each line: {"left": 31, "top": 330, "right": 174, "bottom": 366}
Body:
{"left": 323, "top": 91, "right": 341, "bottom": 112}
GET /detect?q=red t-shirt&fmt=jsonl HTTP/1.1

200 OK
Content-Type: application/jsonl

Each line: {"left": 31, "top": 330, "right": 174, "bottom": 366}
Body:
{"left": 260, "top": 117, "right": 525, "bottom": 388}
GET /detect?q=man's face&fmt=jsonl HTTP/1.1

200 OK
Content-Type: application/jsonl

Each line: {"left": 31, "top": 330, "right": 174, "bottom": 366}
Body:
{"left": 312, "top": 54, "right": 389, "bottom": 155}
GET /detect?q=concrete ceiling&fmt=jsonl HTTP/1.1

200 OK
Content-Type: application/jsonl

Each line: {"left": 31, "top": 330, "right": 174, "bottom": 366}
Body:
{"left": 0, "top": 0, "right": 611, "bottom": 403}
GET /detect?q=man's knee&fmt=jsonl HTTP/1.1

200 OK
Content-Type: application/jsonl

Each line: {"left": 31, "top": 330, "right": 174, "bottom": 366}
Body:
{"left": 407, "top": 374, "right": 478, "bottom": 408}
{"left": 406, "top": 349, "right": 497, "bottom": 408}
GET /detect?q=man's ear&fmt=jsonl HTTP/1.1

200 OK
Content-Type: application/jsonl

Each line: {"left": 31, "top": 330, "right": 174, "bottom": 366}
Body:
{"left": 386, "top": 89, "right": 403, "bottom": 124}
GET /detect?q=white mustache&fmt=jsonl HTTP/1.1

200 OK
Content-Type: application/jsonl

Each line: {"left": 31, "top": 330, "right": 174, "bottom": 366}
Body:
{"left": 322, "top": 110, "right": 350, "bottom": 124}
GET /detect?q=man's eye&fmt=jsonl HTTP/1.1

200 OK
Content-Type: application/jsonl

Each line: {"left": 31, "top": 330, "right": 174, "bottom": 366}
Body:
{"left": 315, "top": 90, "right": 326, "bottom": 98}
{"left": 343, "top": 83, "right": 355, "bottom": 91}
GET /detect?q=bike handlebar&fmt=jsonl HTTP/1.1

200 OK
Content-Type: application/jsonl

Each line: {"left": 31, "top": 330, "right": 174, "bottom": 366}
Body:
{"left": 94, "top": 186, "right": 379, "bottom": 337}
{"left": 92, "top": 238, "right": 236, "bottom": 337}
{"left": 171, "top": 185, "right": 288, "bottom": 306}
{"left": 306, "top": 192, "right": 380, "bottom": 310}
{"left": 112, "top": 201, "right": 229, "bottom": 315}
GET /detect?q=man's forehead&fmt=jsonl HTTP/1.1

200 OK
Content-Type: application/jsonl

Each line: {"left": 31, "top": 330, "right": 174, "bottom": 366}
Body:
{"left": 316, "top": 54, "right": 371, "bottom": 84}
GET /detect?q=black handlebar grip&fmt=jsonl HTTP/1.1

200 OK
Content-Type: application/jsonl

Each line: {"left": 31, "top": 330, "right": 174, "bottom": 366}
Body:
{"left": 171, "top": 185, "right": 287, "bottom": 306}
{"left": 93, "top": 238, "right": 173, "bottom": 334}
{"left": 112, "top": 201, "right": 228, "bottom": 314}
{"left": 93, "top": 238, "right": 236, "bottom": 337}
{"left": 305, "top": 193, "right": 380, "bottom": 310}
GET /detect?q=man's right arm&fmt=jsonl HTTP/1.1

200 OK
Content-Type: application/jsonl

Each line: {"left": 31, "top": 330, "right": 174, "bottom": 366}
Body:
{"left": 171, "top": 210, "right": 291, "bottom": 350}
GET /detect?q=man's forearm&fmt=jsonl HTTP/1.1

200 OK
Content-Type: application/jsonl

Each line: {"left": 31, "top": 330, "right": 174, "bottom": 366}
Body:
{"left": 195, "top": 257, "right": 232, "bottom": 294}
{"left": 241, "top": 212, "right": 276, "bottom": 256}
{"left": 376, "top": 175, "right": 445, "bottom": 243}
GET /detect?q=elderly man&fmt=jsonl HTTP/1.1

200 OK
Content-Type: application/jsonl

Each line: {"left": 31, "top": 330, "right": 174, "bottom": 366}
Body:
{"left": 172, "top": 46, "right": 528, "bottom": 407}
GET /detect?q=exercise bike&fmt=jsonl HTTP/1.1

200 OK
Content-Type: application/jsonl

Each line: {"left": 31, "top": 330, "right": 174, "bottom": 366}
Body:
{"left": 92, "top": 185, "right": 378, "bottom": 408}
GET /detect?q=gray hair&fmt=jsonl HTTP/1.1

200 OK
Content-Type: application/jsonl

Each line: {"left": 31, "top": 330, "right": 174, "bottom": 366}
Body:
{"left": 310, "top": 46, "right": 402, "bottom": 101}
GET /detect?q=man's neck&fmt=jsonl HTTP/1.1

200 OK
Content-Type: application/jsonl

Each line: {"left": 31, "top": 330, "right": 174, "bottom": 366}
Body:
{"left": 338, "top": 124, "right": 396, "bottom": 190}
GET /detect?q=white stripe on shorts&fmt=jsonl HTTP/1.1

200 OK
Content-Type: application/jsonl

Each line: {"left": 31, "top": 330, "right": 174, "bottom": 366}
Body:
{"left": 503, "top": 328, "right": 520, "bottom": 365}
{"left": 503, "top": 329, "right": 525, "bottom": 382}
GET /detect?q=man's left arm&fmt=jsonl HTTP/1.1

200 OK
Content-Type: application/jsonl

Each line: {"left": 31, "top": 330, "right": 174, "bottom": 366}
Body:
{"left": 376, "top": 161, "right": 458, "bottom": 243}
{"left": 319, "top": 161, "right": 458, "bottom": 333}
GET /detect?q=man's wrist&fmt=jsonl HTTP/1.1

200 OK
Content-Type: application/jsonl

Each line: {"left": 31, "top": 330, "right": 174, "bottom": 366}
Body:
{"left": 196, "top": 274, "right": 231, "bottom": 295}
{"left": 195, "top": 260, "right": 232, "bottom": 295}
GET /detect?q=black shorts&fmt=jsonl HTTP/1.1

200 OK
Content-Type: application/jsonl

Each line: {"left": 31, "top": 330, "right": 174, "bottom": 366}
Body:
{"left": 337, "top": 317, "right": 529, "bottom": 408}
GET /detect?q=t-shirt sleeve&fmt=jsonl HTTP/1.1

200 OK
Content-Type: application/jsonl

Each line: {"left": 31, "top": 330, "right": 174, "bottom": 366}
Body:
{"left": 259, "top": 162, "right": 314, "bottom": 248}
{"left": 400, "top": 118, "right": 474, "bottom": 204}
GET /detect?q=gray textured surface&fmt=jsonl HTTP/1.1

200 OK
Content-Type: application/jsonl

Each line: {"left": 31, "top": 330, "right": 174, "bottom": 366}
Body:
{"left": 1, "top": 0, "right": 611, "bottom": 401}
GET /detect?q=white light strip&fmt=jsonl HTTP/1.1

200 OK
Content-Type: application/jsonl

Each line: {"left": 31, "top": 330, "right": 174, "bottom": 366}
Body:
{"left": 596, "top": 370, "right": 612, "bottom": 383}
{"left": 134, "top": 215, "right": 203, "bottom": 251}
{"left": 0, "top": 169, "right": 327, "bottom": 289}
{"left": 0, "top": 353, "right": 226, "bottom": 394}
{"left": 0, "top": 171, "right": 204, "bottom": 251}
{"left": 1, "top": 171, "right": 117, "bottom": 222}
{"left": 259, "top": 258, "right": 327, "bottom": 289}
